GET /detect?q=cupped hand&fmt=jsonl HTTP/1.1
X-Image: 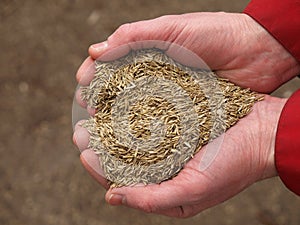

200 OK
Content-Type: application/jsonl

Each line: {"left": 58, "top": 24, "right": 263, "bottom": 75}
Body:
{"left": 79, "top": 12, "right": 300, "bottom": 93}
{"left": 73, "top": 12, "right": 296, "bottom": 217}
{"left": 73, "top": 95, "right": 286, "bottom": 217}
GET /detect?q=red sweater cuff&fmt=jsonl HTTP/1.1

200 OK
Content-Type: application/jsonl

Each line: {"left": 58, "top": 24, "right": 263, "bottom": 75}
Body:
{"left": 244, "top": 0, "right": 300, "bottom": 63}
{"left": 275, "top": 89, "right": 300, "bottom": 196}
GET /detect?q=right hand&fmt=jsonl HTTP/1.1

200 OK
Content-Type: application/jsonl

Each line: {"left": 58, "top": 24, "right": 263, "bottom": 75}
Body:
{"left": 79, "top": 12, "right": 300, "bottom": 93}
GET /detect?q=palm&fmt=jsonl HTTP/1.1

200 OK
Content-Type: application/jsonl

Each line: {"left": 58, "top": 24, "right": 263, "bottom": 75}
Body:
{"left": 74, "top": 96, "right": 285, "bottom": 217}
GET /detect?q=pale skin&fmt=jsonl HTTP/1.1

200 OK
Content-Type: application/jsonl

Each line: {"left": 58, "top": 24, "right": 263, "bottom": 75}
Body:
{"left": 73, "top": 12, "right": 300, "bottom": 218}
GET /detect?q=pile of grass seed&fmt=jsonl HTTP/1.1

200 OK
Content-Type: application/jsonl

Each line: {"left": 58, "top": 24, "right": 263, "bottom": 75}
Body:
{"left": 81, "top": 49, "right": 263, "bottom": 187}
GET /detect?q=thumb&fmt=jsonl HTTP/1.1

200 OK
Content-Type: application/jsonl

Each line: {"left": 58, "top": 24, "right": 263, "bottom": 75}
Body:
{"left": 105, "top": 168, "right": 206, "bottom": 213}
{"left": 88, "top": 15, "right": 182, "bottom": 60}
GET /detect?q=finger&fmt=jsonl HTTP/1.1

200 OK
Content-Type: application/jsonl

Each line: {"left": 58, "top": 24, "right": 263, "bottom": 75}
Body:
{"left": 74, "top": 87, "right": 96, "bottom": 116}
{"left": 89, "top": 40, "right": 170, "bottom": 62}
{"left": 80, "top": 149, "right": 110, "bottom": 190}
{"left": 73, "top": 123, "right": 90, "bottom": 152}
{"left": 74, "top": 120, "right": 85, "bottom": 130}
{"left": 76, "top": 56, "right": 95, "bottom": 86}
{"left": 87, "top": 106, "right": 96, "bottom": 116}
{"left": 104, "top": 142, "right": 217, "bottom": 212}
{"left": 88, "top": 16, "right": 181, "bottom": 60}
{"left": 75, "top": 88, "right": 87, "bottom": 108}
{"left": 105, "top": 168, "right": 206, "bottom": 213}
{"left": 88, "top": 41, "right": 110, "bottom": 60}
{"left": 89, "top": 40, "right": 210, "bottom": 74}
{"left": 92, "top": 42, "right": 131, "bottom": 62}
{"left": 90, "top": 33, "right": 210, "bottom": 72}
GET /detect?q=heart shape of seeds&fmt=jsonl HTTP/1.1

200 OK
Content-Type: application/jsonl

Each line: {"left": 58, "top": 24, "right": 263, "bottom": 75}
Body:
{"left": 81, "top": 48, "right": 263, "bottom": 187}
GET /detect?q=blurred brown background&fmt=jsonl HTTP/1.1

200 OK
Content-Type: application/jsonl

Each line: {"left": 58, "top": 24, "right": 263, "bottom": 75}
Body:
{"left": 1, "top": 0, "right": 299, "bottom": 225}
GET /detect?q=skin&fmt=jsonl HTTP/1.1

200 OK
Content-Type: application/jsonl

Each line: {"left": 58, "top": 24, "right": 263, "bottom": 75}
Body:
{"left": 73, "top": 12, "right": 300, "bottom": 218}
{"left": 78, "top": 12, "right": 300, "bottom": 92}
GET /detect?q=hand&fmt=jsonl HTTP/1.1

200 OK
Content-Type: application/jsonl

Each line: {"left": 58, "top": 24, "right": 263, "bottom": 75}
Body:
{"left": 73, "top": 95, "right": 286, "bottom": 217}
{"left": 78, "top": 12, "right": 300, "bottom": 93}
{"left": 73, "top": 12, "right": 292, "bottom": 217}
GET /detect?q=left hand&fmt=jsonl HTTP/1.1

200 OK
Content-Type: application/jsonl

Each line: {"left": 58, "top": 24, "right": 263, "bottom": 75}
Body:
{"left": 73, "top": 95, "right": 286, "bottom": 218}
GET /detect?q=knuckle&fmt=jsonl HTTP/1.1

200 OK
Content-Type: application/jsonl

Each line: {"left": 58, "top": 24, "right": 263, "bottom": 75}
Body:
{"left": 108, "top": 22, "right": 134, "bottom": 43}
{"left": 115, "top": 23, "right": 132, "bottom": 35}
{"left": 137, "top": 200, "right": 157, "bottom": 214}
{"left": 156, "top": 14, "right": 175, "bottom": 21}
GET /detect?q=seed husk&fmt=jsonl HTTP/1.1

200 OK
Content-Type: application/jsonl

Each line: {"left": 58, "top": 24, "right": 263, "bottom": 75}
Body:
{"left": 81, "top": 48, "right": 263, "bottom": 187}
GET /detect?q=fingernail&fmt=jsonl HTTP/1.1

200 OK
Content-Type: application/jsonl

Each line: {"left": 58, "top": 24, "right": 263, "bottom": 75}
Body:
{"left": 108, "top": 194, "right": 125, "bottom": 206}
{"left": 90, "top": 41, "right": 108, "bottom": 52}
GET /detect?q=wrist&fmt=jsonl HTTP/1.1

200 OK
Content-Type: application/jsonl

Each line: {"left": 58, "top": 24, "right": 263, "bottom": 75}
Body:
{"left": 255, "top": 96, "right": 287, "bottom": 180}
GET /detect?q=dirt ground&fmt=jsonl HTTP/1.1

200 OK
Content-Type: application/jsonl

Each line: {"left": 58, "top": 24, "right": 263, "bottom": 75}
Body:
{"left": 1, "top": 0, "right": 300, "bottom": 225}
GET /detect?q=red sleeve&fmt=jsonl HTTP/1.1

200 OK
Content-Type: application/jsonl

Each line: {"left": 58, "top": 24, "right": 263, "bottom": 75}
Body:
{"left": 244, "top": 0, "right": 300, "bottom": 63}
{"left": 244, "top": 0, "right": 300, "bottom": 195}
{"left": 275, "top": 90, "right": 300, "bottom": 196}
